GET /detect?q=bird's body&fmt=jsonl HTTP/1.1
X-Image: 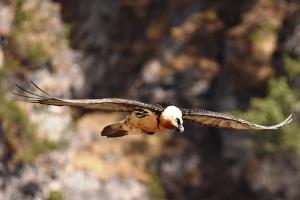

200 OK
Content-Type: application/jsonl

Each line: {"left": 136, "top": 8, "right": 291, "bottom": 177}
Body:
{"left": 128, "top": 108, "right": 160, "bottom": 133}
{"left": 110, "top": 108, "right": 160, "bottom": 137}
{"left": 12, "top": 82, "right": 293, "bottom": 137}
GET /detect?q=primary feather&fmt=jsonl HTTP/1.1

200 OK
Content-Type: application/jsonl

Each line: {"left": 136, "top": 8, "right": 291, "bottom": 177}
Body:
{"left": 182, "top": 109, "right": 292, "bottom": 130}
{"left": 12, "top": 82, "right": 163, "bottom": 113}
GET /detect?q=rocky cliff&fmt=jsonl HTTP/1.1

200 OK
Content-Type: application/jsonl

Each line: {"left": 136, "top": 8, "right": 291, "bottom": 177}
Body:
{"left": 0, "top": 0, "right": 300, "bottom": 199}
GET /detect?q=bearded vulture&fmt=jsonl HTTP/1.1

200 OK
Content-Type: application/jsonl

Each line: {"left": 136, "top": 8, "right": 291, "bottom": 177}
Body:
{"left": 11, "top": 82, "right": 293, "bottom": 137}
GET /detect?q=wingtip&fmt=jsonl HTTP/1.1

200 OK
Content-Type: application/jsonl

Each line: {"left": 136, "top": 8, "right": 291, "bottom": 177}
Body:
{"left": 268, "top": 114, "right": 293, "bottom": 129}
{"left": 287, "top": 114, "right": 293, "bottom": 123}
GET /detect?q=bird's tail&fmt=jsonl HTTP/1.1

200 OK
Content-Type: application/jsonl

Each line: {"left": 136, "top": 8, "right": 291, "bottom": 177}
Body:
{"left": 101, "top": 121, "right": 128, "bottom": 138}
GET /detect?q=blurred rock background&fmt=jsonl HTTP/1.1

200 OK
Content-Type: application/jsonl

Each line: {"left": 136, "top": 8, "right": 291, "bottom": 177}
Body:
{"left": 0, "top": 0, "right": 300, "bottom": 199}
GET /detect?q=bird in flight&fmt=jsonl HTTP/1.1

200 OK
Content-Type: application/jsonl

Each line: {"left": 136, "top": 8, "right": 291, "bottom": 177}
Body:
{"left": 12, "top": 82, "right": 293, "bottom": 138}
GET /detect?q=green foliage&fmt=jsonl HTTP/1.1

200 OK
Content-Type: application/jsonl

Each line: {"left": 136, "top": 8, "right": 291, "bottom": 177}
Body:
{"left": 3, "top": 56, "right": 20, "bottom": 72}
{"left": 284, "top": 54, "right": 300, "bottom": 79}
{"left": 0, "top": 71, "right": 65, "bottom": 163}
{"left": 47, "top": 189, "right": 65, "bottom": 200}
{"left": 0, "top": 0, "right": 69, "bottom": 164}
{"left": 148, "top": 167, "right": 165, "bottom": 200}
{"left": 14, "top": 0, "right": 30, "bottom": 26}
{"left": 0, "top": 99, "right": 65, "bottom": 163}
{"left": 235, "top": 70, "right": 300, "bottom": 155}
{"left": 249, "top": 20, "right": 279, "bottom": 46}
{"left": 11, "top": 0, "right": 68, "bottom": 66}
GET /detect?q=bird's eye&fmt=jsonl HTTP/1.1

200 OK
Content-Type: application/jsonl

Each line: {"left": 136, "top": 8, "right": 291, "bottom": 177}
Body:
{"left": 176, "top": 118, "right": 181, "bottom": 125}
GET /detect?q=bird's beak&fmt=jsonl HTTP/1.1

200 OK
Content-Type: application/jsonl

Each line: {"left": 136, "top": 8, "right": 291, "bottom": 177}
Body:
{"left": 177, "top": 125, "right": 184, "bottom": 133}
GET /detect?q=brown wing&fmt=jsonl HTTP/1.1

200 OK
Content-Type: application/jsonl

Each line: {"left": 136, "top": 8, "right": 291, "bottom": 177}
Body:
{"left": 11, "top": 82, "right": 163, "bottom": 113}
{"left": 182, "top": 109, "right": 292, "bottom": 130}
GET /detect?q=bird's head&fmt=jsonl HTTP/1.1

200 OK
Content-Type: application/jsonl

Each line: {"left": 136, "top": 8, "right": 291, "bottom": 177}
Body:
{"left": 161, "top": 106, "right": 184, "bottom": 133}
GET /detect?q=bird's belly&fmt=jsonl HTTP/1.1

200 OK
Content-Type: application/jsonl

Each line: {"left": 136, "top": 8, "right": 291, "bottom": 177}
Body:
{"left": 127, "top": 110, "right": 159, "bottom": 132}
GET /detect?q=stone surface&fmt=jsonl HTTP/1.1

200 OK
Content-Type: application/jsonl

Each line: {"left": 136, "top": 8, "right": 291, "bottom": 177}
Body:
{"left": 0, "top": 2, "right": 14, "bottom": 36}
{"left": 0, "top": 47, "right": 3, "bottom": 69}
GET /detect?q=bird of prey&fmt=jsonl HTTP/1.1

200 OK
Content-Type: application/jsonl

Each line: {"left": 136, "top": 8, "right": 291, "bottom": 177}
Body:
{"left": 12, "top": 82, "right": 293, "bottom": 138}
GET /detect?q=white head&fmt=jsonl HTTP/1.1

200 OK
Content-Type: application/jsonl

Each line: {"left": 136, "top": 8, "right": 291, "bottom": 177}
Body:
{"left": 160, "top": 106, "right": 184, "bottom": 132}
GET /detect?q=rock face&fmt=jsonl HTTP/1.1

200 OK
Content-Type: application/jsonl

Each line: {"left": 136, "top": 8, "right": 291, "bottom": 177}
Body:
{"left": 1, "top": 0, "right": 300, "bottom": 200}
{"left": 0, "top": 1, "right": 14, "bottom": 36}
{"left": 0, "top": 47, "right": 3, "bottom": 69}
{"left": 0, "top": 1, "right": 14, "bottom": 69}
{"left": 64, "top": 171, "right": 149, "bottom": 200}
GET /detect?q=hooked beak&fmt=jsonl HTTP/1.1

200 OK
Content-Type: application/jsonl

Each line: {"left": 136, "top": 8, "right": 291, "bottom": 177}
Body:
{"left": 176, "top": 125, "right": 184, "bottom": 133}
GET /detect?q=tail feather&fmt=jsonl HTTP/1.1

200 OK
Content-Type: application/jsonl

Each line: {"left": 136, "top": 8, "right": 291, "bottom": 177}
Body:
{"left": 101, "top": 122, "right": 128, "bottom": 138}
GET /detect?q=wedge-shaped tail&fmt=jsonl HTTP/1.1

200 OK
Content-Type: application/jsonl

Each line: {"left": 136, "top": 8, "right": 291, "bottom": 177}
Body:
{"left": 101, "top": 122, "right": 128, "bottom": 137}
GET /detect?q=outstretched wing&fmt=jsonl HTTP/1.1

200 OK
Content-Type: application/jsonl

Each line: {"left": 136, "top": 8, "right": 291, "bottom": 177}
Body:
{"left": 11, "top": 82, "right": 163, "bottom": 113}
{"left": 182, "top": 109, "right": 292, "bottom": 130}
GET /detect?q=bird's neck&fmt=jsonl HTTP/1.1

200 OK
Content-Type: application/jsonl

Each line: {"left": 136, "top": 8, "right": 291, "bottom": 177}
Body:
{"left": 159, "top": 116, "right": 176, "bottom": 130}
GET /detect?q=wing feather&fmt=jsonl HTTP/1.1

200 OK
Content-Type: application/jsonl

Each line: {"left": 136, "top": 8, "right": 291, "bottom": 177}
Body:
{"left": 12, "top": 82, "right": 163, "bottom": 113}
{"left": 182, "top": 109, "right": 292, "bottom": 130}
